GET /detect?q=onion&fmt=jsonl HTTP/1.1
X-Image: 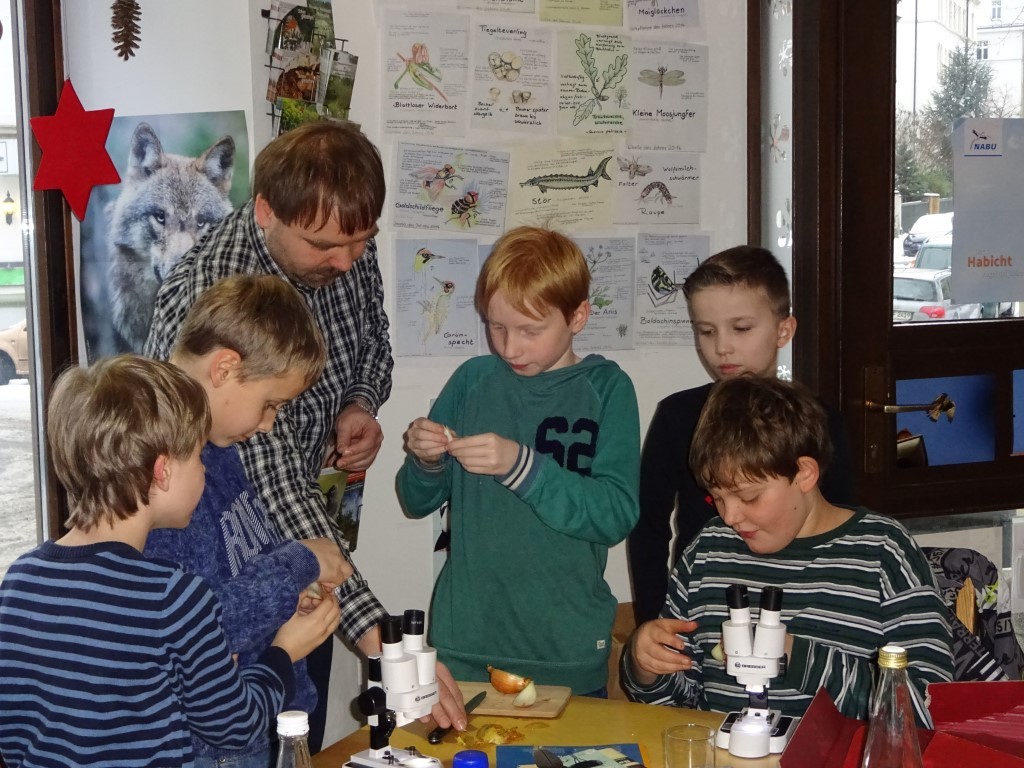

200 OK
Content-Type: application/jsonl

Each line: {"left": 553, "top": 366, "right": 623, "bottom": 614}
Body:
{"left": 487, "top": 664, "right": 531, "bottom": 694}
{"left": 512, "top": 680, "right": 536, "bottom": 707}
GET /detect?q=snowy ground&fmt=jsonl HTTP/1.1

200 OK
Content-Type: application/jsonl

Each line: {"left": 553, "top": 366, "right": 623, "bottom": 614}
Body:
{"left": 0, "top": 380, "right": 40, "bottom": 577}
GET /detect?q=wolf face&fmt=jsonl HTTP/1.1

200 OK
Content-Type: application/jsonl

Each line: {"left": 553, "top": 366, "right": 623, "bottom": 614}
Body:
{"left": 107, "top": 122, "right": 235, "bottom": 352}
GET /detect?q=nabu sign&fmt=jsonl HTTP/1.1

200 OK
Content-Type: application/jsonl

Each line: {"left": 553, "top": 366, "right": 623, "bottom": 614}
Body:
{"left": 964, "top": 120, "right": 1002, "bottom": 157}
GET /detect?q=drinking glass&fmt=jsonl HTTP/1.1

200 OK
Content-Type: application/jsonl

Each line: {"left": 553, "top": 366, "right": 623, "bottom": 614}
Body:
{"left": 663, "top": 723, "right": 716, "bottom": 768}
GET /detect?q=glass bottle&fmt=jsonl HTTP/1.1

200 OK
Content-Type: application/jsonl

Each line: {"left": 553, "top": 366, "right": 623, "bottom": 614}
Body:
{"left": 860, "top": 645, "right": 924, "bottom": 768}
{"left": 276, "top": 710, "right": 314, "bottom": 768}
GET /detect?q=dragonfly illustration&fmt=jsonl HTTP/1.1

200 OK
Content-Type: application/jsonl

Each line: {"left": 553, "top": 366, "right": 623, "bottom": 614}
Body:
{"left": 637, "top": 66, "right": 685, "bottom": 99}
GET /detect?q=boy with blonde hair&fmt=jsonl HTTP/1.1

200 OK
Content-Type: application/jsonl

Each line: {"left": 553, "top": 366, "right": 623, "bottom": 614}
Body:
{"left": 397, "top": 226, "right": 640, "bottom": 694}
{"left": 144, "top": 274, "right": 351, "bottom": 768}
{"left": 0, "top": 356, "right": 340, "bottom": 768}
{"left": 624, "top": 376, "right": 952, "bottom": 724}
{"left": 628, "top": 245, "right": 854, "bottom": 625}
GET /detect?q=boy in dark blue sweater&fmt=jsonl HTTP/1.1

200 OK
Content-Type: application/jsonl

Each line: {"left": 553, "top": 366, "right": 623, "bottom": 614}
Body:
{"left": 145, "top": 274, "right": 352, "bottom": 768}
{"left": 0, "top": 356, "right": 340, "bottom": 768}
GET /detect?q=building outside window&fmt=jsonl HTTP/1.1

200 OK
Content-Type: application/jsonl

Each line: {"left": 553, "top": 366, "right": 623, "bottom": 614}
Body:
{"left": 978, "top": 40, "right": 990, "bottom": 59}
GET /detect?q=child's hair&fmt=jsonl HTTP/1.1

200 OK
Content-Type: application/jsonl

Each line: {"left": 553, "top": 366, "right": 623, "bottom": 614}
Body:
{"left": 171, "top": 274, "right": 326, "bottom": 388}
{"left": 681, "top": 245, "right": 791, "bottom": 319}
{"left": 475, "top": 226, "right": 589, "bottom": 322}
{"left": 48, "top": 355, "right": 211, "bottom": 532}
{"left": 690, "top": 376, "right": 833, "bottom": 490}
{"left": 253, "top": 120, "right": 385, "bottom": 235}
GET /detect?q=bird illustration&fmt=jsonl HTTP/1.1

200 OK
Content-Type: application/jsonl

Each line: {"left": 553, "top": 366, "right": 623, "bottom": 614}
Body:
{"left": 420, "top": 277, "right": 455, "bottom": 342}
{"left": 414, "top": 247, "right": 446, "bottom": 272}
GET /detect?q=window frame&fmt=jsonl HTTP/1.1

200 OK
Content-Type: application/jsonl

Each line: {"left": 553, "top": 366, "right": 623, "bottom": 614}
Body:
{"left": 13, "top": 0, "right": 76, "bottom": 534}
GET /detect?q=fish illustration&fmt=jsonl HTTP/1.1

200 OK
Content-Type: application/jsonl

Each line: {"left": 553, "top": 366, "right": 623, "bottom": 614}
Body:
{"left": 519, "top": 156, "right": 613, "bottom": 194}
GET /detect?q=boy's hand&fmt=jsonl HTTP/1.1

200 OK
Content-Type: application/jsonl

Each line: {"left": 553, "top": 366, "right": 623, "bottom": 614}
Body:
{"left": 333, "top": 404, "right": 384, "bottom": 472}
{"left": 404, "top": 417, "right": 452, "bottom": 465}
{"left": 445, "top": 433, "right": 519, "bottom": 476}
{"left": 631, "top": 618, "right": 699, "bottom": 680}
{"left": 300, "top": 537, "right": 353, "bottom": 586}
{"left": 271, "top": 595, "right": 341, "bottom": 662}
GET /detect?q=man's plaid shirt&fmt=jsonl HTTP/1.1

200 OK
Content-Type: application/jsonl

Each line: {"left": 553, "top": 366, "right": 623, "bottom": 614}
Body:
{"left": 144, "top": 201, "right": 392, "bottom": 644}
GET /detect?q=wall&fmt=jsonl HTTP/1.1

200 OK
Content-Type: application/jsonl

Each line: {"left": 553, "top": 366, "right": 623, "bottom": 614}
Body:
{"left": 60, "top": 0, "right": 747, "bottom": 742}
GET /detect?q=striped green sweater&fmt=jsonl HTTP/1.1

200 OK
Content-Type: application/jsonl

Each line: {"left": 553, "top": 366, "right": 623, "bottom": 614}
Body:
{"left": 623, "top": 508, "right": 953, "bottom": 726}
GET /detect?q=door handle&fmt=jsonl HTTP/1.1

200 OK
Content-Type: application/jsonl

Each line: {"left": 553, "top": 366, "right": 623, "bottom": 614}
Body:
{"left": 865, "top": 392, "right": 956, "bottom": 422}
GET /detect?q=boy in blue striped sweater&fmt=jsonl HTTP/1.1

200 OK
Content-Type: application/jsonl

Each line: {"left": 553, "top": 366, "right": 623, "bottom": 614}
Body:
{"left": 0, "top": 356, "right": 341, "bottom": 768}
{"left": 623, "top": 376, "right": 953, "bottom": 726}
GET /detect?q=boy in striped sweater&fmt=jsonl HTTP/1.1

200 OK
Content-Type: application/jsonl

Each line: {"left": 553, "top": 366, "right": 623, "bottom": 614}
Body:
{"left": 623, "top": 376, "right": 953, "bottom": 726}
{"left": 0, "top": 356, "right": 341, "bottom": 768}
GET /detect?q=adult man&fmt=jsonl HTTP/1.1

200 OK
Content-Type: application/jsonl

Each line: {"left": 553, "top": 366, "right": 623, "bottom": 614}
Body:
{"left": 144, "top": 121, "right": 465, "bottom": 750}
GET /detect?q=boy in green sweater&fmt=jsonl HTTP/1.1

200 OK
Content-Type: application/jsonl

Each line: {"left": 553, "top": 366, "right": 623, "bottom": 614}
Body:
{"left": 623, "top": 376, "right": 953, "bottom": 725}
{"left": 397, "top": 226, "right": 640, "bottom": 694}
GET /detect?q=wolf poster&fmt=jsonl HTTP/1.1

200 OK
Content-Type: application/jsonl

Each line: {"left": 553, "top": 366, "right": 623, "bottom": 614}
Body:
{"left": 79, "top": 111, "right": 249, "bottom": 360}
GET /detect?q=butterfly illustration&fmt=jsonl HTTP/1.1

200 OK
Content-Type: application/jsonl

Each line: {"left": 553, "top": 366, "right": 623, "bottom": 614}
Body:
{"left": 617, "top": 155, "right": 652, "bottom": 179}
{"left": 637, "top": 66, "right": 686, "bottom": 99}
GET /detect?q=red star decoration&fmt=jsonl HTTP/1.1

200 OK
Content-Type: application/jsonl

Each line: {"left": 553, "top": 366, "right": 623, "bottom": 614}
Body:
{"left": 30, "top": 79, "right": 120, "bottom": 221}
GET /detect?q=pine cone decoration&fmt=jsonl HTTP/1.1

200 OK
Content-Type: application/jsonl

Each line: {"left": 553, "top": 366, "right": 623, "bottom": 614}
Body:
{"left": 111, "top": 0, "right": 141, "bottom": 61}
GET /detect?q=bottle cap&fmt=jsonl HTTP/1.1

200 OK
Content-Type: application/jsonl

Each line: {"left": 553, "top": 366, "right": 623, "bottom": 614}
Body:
{"left": 877, "top": 645, "right": 909, "bottom": 669}
{"left": 453, "top": 749, "right": 489, "bottom": 768}
{"left": 276, "top": 710, "right": 310, "bottom": 736}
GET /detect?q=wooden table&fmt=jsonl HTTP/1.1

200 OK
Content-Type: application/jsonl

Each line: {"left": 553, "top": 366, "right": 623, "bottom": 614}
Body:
{"left": 313, "top": 697, "right": 781, "bottom": 768}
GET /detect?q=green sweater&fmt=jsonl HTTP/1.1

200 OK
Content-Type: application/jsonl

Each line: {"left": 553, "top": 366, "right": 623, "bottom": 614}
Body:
{"left": 622, "top": 509, "right": 954, "bottom": 726}
{"left": 397, "top": 354, "right": 640, "bottom": 693}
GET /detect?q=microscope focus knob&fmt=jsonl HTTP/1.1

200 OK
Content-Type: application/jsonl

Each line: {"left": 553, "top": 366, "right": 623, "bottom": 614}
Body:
{"left": 357, "top": 686, "right": 388, "bottom": 717}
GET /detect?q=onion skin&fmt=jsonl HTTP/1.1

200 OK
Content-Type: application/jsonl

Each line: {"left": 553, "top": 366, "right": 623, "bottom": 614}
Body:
{"left": 487, "top": 664, "right": 531, "bottom": 694}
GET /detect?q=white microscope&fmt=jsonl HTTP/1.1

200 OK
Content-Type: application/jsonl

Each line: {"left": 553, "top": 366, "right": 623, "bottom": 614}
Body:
{"left": 714, "top": 585, "right": 799, "bottom": 758}
{"left": 347, "top": 610, "right": 442, "bottom": 768}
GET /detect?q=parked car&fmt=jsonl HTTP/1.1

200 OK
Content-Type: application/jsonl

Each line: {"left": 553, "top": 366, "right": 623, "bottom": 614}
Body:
{"left": 913, "top": 233, "right": 952, "bottom": 270}
{"left": 892, "top": 268, "right": 983, "bottom": 322}
{"left": 902, "top": 212, "right": 953, "bottom": 259}
{"left": 913, "top": 235, "right": 1017, "bottom": 318}
{"left": 0, "top": 319, "right": 29, "bottom": 385}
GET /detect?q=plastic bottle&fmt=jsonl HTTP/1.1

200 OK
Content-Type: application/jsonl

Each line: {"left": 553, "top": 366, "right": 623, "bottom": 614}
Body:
{"left": 276, "top": 710, "right": 314, "bottom": 768}
{"left": 860, "top": 645, "right": 924, "bottom": 768}
{"left": 453, "top": 749, "right": 490, "bottom": 768}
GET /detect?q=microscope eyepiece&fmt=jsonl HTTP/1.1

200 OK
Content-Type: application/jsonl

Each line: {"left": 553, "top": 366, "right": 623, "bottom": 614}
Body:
{"left": 381, "top": 615, "right": 404, "bottom": 645}
{"left": 760, "top": 586, "right": 783, "bottom": 613}
{"left": 726, "top": 584, "right": 749, "bottom": 609}
{"left": 403, "top": 609, "right": 425, "bottom": 635}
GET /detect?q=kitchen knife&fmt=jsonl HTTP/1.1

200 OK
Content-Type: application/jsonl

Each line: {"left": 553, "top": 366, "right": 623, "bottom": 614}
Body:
{"left": 427, "top": 690, "right": 487, "bottom": 744}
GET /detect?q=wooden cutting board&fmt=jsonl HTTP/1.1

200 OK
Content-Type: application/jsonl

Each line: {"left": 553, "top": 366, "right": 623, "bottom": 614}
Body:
{"left": 457, "top": 681, "right": 572, "bottom": 719}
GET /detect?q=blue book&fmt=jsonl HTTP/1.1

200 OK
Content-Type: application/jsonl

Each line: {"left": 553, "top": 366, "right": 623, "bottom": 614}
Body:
{"left": 495, "top": 744, "right": 645, "bottom": 768}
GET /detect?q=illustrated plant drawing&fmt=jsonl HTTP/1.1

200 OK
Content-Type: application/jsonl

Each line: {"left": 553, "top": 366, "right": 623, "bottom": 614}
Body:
{"left": 573, "top": 33, "right": 628, "bottom": 126}
{"left": 396, "top": 43, "right": 448, "bottom": 102}
{"left": 585, "top": 245, "right": 614, "bottom": 309}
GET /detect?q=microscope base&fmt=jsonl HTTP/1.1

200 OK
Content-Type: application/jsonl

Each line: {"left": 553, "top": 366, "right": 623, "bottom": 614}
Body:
{"left": 347, "top": 746, "right": 444, "bottom": 768}
{"left": 715, "top": 709, "right": 798, "bottom": 756}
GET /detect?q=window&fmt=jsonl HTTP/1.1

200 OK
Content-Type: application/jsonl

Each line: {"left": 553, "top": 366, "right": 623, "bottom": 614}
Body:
{"left": 977, "top": 40, "right": 989, "bottom": 60}
{"left": 993, "top": 0, "right": 1002, "bottom": 21}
